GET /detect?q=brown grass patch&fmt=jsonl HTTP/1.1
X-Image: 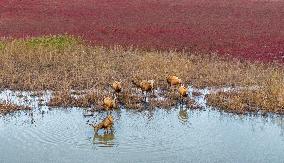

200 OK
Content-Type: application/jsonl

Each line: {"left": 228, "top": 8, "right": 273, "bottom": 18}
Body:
{"left": 206, "top": 71, "right": 284, "bottom": 114}
{"left": 1, "top": 35, "right": 284, "bottom": 114}
{"left": 206, "top": 89, "right": 284, "bottom": 115}
{"left": 0, "top": 102, "right": 31, "bottom": 115}
{"left": 2, "top": 35, "right": 282, "bottom": 91}
{"left": 48, "top": 90, "right": 99, "bottom": 108}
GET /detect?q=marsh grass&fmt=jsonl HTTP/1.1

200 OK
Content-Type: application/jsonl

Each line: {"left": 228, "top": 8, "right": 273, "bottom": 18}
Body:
{"left": 206, "top": 70, "right": 284, "bottom": 114}
{"left": 24, "top": 35, "right": 80, "bottom": 50}
{"left": 0, "top": 41, "right": 5, "bottom": 51}
{"left": 48, "top": 90, "right": 99, "bottom": 108}
{"left": 1, "top": 35, "right": 284, "bottom": 114}
{"left": 206, "top": 85, "right": 284, "bottom": 115}
{"left": 0, "top": 102, "right": 31, "bottom": 115}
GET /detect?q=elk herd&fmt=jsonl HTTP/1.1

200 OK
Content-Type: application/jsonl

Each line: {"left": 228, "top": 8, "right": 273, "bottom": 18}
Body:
{"left": 91, "top": 75, "right": 189, "bottom": 134}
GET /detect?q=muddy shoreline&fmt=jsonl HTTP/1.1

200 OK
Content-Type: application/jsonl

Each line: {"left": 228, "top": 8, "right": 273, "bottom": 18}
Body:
{"left": 0, "top": 85, "right": 281, "bottom": 116}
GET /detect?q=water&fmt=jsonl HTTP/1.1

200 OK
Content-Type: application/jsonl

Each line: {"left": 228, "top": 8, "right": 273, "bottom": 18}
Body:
{"left": 0, "top": 88, "right": 284, "bottom": 163}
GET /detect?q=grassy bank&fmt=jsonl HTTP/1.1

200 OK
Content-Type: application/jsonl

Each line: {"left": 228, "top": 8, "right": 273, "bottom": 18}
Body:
{"left": 0, "top": 35, "right": 284, "bottom": 114}
{"left": 0, "top": 102, "right": 31, "bottom": 115}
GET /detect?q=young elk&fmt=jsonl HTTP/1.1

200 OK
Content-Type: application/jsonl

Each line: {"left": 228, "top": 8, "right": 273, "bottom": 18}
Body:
{"left": 111, "top": 81, "right": 122, "bottom": 97}
{"left": 167, "top": 75, "right": 182, "bottom": 92}
{"left": 132, "top": 79, "right": 155, "bottom": 101}
{"left": 178, "top": 84, "right": 188, "bottom": 103}
{"left": 103, "top": 97, "right": 117, "bottom": 111}
{"left": 90, "top": 115, "right": 114, "bottom": 134}
{"left": 179, "top": 84, "right": 188, "bottom": 98}
{"left": 167, "top": 75, "right": 182, "bottom": 86}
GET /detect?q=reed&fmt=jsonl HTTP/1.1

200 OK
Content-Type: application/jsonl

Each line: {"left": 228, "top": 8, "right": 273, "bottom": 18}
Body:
{"left": 1, "top": 35, "right": 284, "bottom": 114}
{"left": 0, "top": 102, "right": 31, "bottom": 115}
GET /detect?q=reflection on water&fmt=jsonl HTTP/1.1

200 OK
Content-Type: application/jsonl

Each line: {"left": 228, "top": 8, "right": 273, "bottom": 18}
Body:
{"left": 1, "top": 107, "right": 284, "bottom": 162}
{"left": 93, "top": 132, "right": 116, "bottom": 147}
{"left": 178, "top": 107, "right": 189, "bottom": 124}
{"left": 0, "top": 89, "right": 284, "bottom": 162}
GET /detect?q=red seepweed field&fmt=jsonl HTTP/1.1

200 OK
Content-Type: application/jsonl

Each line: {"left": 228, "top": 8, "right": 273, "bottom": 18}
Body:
{"left": 0, "top": 0, "right": 283, "bottom": 62}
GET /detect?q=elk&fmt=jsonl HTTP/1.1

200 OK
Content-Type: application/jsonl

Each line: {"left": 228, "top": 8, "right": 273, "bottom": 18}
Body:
{"left": 90, "top": 115, "right": 113, "bottom": 134}
{"left": 111, "top": 81, "right": 122, "bottom": 96}
{"left": 167, "top": 75, "right": 182, "bottom": 86}
{"left": 103, "top": 97, "right": 117, "bottom": 110}
{"left": 132, "top": 79, "right": 155, "bottom": 101}
{"left": 179, "top": 85, "right": 188, "bottom": 98}
{"left": 178, "top": 84, "right": 188, "bottom": 104}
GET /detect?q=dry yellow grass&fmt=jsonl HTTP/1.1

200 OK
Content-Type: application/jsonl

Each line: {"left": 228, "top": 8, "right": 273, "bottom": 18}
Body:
{"left": 206, "top": 70, "right": 284, "bottom": 114}
{"left": 0, "top": 102, "right": 31, "bottom": 115}
{"left": 1, "top": 35, "right": 284, "bottom": 114}
{"left": 48, "top": 90, "right": 98, "bottom": 108}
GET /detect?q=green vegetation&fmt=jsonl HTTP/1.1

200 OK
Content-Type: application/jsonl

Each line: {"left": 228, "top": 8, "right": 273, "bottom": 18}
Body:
{"left": 24, "top": 35, "right": 80, "bottom": 49}
{"left": 0, "top": 41, "right": 5, "bottom": 51}
{"left": 1, "top": 35, "right": 81, "bottom": 53}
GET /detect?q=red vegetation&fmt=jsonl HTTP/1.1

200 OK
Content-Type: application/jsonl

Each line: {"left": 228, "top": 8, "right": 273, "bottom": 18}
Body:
{"left": 0, "top": 0, "right": 283, "bottom": 61}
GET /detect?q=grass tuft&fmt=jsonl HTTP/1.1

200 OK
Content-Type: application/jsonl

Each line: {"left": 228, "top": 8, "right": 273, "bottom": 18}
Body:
{"left": 0, "top": 102, "right": 31, "bottom": 115}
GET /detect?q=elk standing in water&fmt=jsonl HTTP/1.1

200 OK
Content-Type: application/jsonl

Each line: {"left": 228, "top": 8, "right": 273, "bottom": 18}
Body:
{"left": 90, "top": 115, "right": 114, "bottom": 134}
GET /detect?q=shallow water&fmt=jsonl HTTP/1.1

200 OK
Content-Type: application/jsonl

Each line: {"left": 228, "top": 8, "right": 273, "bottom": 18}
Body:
{"left": 1, "top": 88, "right": 284, "bottom": 163}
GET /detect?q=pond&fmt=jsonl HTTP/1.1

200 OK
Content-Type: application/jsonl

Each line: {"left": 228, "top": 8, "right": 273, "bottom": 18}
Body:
{"left": 0, "top": 89, "right": 284, "bottom": 163}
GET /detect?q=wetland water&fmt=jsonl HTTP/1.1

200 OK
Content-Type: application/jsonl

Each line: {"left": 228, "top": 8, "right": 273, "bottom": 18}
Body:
{"left": 0, "top": 89, "right": 284, "bottom": 163}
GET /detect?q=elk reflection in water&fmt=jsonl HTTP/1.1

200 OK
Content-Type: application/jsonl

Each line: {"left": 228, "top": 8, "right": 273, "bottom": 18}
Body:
{"left": 178, "top": 108, "right": 189, "bottom": 124}
{"left": 93, "top": 132, "right": 115, "bottom": 147}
